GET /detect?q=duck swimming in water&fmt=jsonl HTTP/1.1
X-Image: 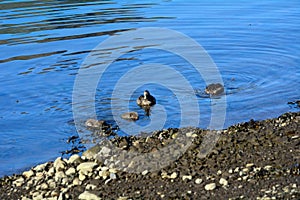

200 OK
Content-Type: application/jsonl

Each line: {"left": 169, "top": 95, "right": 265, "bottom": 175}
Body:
{"left": 136, "top": 90, "right": 156, "bottom": 107}
{"left": 205, "top": 83, "right": 224, "bottom": 96}
{"left": 121, "top": 111, "right": 139, "bottom": 121}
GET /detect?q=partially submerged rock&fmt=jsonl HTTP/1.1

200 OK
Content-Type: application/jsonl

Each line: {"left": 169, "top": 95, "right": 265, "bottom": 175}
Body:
{"left": 288, "top": 100, "right": 300, "bottom": 107}
{"left": 85, "top": 119, "right": 116, "bottom": 137}
{"left": 121, "top": 112, "right": 139, "bottom": 121}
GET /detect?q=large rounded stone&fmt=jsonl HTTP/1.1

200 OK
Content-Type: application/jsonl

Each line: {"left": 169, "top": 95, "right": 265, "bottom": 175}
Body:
{"left": 53, "top": 157, "right": 66, "bottom": 172}
{"left": 23, "top": 170, "right": 35, "bottom": 179}
{"left": 82, "top": 145, "right": 102, "bottom": 159}
{"left": 65, "top": 167, "right": 76, "bottom": 176}
{"left": 34, "top": 163, "right": 48, "bottom": 172}
{"left": 77, "top": 162, "right": 98, "bottom": 175}
{"left": 68, "top": 154, "right": 83, "bottom": 164}
{"left": 13, "top": 177, "right": 24, "bottom": 187}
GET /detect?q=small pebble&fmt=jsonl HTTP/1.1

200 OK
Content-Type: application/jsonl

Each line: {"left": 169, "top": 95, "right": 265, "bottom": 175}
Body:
{"left": 170, "top": 172, "right": 177, "bottom": 179}
{"left": 110, "top": 173, "right": 117, "bottom": 180}
{"left": 205, "top": 183, "right": 216, "bottom": 191}
{"left": 73, "top": 178, "right": 81, "bottom": 186}
{"left": 182, "top": 175, "right": 192, "bottom": 181}
{"left": 195, "top": 178, "right": 203, "bottom": 184}
{"left": 219, "top": 178, "right": 228, "bottom": 186}
{"left": 234, "top": 167, "right": 239, "bottom": 173}
{"left": 86, "top": 184, "right": 97, "bottom": 190}
{"left": 13, "top": 177, "right": 24, "bottom": 187}
{"left": 79, "top": 173, "right": 86, "bottom": 181}
{"left": 142, "top": 170, "right": 149, "bottom": 176}
{"left": 264, "top": 165, "right": 273, "bottom": 171}
{"left": 246, "top": 163, "right": 254, "bottom": 168}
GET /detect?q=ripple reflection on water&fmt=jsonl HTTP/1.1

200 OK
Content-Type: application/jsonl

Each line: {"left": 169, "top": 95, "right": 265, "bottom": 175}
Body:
{"left": 0, "top": 0, "right": 300, "bottom": 177}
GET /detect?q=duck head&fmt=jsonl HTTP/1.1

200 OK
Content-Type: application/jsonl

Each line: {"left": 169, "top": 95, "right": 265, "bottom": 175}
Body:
{"left": 144, "top": 90, "right": 150, "bottom": 99}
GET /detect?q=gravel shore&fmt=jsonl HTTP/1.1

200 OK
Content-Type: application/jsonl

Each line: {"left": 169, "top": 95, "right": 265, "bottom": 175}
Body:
{"left": 1, "top": 112, "right": 299, "bottom": 200}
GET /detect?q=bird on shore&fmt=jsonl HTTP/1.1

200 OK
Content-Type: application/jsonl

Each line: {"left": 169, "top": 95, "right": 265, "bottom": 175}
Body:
{"left": 136, "top": 90, "right": 156, "bottom": 107}
{"left": 205, "top": 83, "right": 224, "bottom": 96}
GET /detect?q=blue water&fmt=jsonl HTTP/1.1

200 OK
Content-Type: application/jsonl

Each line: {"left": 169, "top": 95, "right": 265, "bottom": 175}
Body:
{"left": 0, "top": 0, "right": 299, "bottom": 177}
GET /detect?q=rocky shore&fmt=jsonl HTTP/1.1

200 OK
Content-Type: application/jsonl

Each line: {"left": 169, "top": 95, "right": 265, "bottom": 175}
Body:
{"left": 1, "top": 112, "right": 299, "bottom": 200}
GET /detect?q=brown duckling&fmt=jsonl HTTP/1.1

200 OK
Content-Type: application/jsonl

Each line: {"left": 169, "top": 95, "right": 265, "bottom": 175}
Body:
{"left": 205, "top": 83, "right": 224, "bottom": 96}
{"left": 121, "top": 112, "right": 139, "bottom": 121}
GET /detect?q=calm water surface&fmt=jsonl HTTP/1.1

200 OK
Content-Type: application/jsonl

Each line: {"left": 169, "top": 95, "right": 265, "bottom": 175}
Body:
{"left": 0, "top": 0, "right": 299, "bottom": 177}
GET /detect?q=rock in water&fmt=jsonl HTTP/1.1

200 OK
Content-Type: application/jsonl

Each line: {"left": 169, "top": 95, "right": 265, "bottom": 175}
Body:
{"left": 85, "top": 119, "right": 108, "bottom": 129}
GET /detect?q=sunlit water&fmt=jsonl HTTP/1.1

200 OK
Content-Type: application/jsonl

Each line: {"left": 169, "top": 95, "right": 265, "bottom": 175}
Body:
{"left": 0, "top": 0, "right": 299, "bottom": 177}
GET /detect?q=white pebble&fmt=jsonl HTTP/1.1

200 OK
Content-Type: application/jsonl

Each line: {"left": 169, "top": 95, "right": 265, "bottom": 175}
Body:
{"left": 142, "top": 170, "right": 149, "bottom": 176}
{"left": 219, "top": 178, "right": 228, "bottom": 186}
{"left": 65, "top": 167, "right": 76, "bottom": 176}
{"left": 68, "top": 154, "right": 81, "bottom": 164}
{"left": 23, "top": 170, "right": 35, "bottom": 179}
{"left": 77, "top": 162, "right": 98, "bottom": 175}
{"left": 34, "top": 163, "right": 48, "bottom": 172}
{"left": 13, "top": 177, "right": 24, "bottom": 187}
{"left": 72, "top": 177, "right": 81, "bottom": 186}
{"left": 264, "top": 165, "right": 273, "bottom": 171}
{"left": 100, "top": 146, "right": 111, "bottom": 156}
{"left": 79, "top": 173, "right": 86, "bottom": 181}
{"left": 53, "top": 157, "right": 66, "bottom": 172}
{"left": 86, "top": 184, "right": 97, "bottom": 190}
{"left": 246, "top": 163, "right": 254, "bottom": 168}
{"left": 234, "top": 167, "right": 239, "bottom": 173}
{"left": 182, "top": 175, "right": 192, "bottom": 181}
{"left": 195, "top": 178, "right": 203, "bottom": 184}
{"left": 169, "top": 172, "right": 177, "bottom": 179}
{"left": 205, "top": 183, "right": 216, "bottom": 191}
{"left": 110, "top": 173, "right": 117, "bottom": 180}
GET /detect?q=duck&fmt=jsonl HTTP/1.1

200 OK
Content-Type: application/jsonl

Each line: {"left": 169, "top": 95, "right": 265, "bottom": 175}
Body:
{"left": 121, "top": 111, "right": 139, "bottom": 121}
{"left": 205, "top": 83, "right": 224, "bottom": 96}
{"left": 136, "top": 90, "right": 156, "bottom": 107}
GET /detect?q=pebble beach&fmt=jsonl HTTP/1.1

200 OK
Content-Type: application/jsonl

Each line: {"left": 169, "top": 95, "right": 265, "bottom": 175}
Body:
{"left": 1, "top": 112, "right": 299, "bottom": 200}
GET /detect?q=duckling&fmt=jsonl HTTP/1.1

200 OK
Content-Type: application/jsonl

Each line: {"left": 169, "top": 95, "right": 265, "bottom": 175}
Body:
{"left": 121, "top": 111, "right": 139, "bottom": 121}
{"left": 205, "top": 83, "right": 224, "bottom": 96}
{"left": 136, "top": 90, "right": 156, "bottom": 106}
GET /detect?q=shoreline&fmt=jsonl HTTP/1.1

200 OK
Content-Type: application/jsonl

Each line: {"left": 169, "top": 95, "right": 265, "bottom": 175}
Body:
{"left": 1, "top": 111, "right": 299, "bottom": 199}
